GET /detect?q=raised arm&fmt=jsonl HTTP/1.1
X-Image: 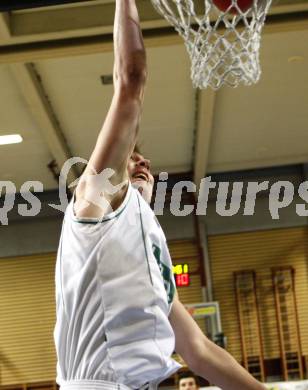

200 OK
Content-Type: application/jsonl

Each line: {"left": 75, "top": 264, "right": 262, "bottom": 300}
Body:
{"left": 169, "top": 295, "right": 266, "bottom": 390}
{"left": 76, "top": 0, "right": 146, "bottom": 216}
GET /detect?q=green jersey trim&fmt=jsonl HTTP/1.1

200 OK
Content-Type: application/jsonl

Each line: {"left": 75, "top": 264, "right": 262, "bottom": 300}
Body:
{"left": 152, "top": 243, "right": 176, "bottom": 305}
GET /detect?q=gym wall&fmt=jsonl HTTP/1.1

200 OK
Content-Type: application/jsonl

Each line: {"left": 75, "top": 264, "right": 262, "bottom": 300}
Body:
{"left": 0, "top": 253, "right": 57, "bottom": 385}
{"left": 208, "top": 226, "right": 308, "bottom": 364}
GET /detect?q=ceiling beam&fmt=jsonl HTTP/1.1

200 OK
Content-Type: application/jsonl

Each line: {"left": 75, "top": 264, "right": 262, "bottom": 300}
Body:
{"left": 0, "top": 0, "right": 306, "bottom": 43}
{"left": 7, "top": 0, "right": 308, "bottom": 39}
{"left": 271, "top": 3, "right": 308, "bottom": 15}
{"left": 0, "top": 12, "right": 11, "bottom": 39}
{"left": 11, "top": 1, "right": 164, "bottom": 37}
{"left": 0, "top": 0, "right": 93, "bottom": 12}
{"left": 193, "top": 89, "right": 216, "bottom": 187}
{"left": 10, "top": 63, "right": 79, "bottom": 186}
{"left": 0, "top": 10, "right": 308, "bottom": 64}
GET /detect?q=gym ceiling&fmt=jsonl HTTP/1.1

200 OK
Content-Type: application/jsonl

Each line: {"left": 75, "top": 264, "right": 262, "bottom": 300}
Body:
{"left": 0, "top": 0, "right": 308, "bottom": 191}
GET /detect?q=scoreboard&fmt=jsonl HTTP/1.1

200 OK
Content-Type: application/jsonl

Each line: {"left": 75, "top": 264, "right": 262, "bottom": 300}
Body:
{"left": 173, "top": 263, "right": 190, "bottom": 287}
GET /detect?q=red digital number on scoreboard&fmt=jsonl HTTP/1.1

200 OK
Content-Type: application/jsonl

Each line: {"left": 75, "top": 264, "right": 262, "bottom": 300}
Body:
{"left": 176, "top": 273, "right": 190, "bottom": 287}
{"left": 173, "top": 264, "right": 190, "bottom": 287}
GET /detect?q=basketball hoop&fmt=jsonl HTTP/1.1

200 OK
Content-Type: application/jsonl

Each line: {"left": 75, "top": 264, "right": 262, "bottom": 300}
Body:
{"left": 151, "top": 0, "right": 272, "bottom": 89}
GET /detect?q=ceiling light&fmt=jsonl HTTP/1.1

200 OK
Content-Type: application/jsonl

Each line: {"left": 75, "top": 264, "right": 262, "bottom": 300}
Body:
{"left": 0, "top": 134, "right": 23, "bottom": 145}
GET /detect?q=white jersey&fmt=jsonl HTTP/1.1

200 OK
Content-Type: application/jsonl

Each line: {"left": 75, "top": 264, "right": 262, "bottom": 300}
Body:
{"left": 54, "top": 183, "right": 181, "bottom": 389}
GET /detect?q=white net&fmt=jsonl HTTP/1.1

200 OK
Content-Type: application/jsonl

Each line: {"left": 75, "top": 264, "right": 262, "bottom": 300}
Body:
{"left": 150, "top": 0, "right": 273, "bottom": 89}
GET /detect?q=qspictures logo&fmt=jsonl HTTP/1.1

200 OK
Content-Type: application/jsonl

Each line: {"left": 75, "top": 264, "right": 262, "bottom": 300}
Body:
{"left": 1, "top": 157, "right": 308, "bottom": 225}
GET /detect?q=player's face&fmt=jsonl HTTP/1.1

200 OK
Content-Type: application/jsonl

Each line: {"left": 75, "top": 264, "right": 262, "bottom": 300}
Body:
{"left": 128, "top": 152, "right": 154, "bottom": 204}
{"left": 178, "top": 378, "right": 198, "bottom": 390}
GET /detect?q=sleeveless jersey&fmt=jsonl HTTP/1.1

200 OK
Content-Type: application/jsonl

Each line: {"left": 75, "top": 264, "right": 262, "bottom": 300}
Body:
{"left": 54, "top": 183, "right": 181, "bottom": 388}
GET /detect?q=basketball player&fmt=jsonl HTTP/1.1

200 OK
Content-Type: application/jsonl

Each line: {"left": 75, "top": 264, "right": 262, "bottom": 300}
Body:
{"left": 177, "top": 371, "right": 200, "bottom": 390}
{"left": 54, "top": 1, "right": 267, "bottom": 390}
